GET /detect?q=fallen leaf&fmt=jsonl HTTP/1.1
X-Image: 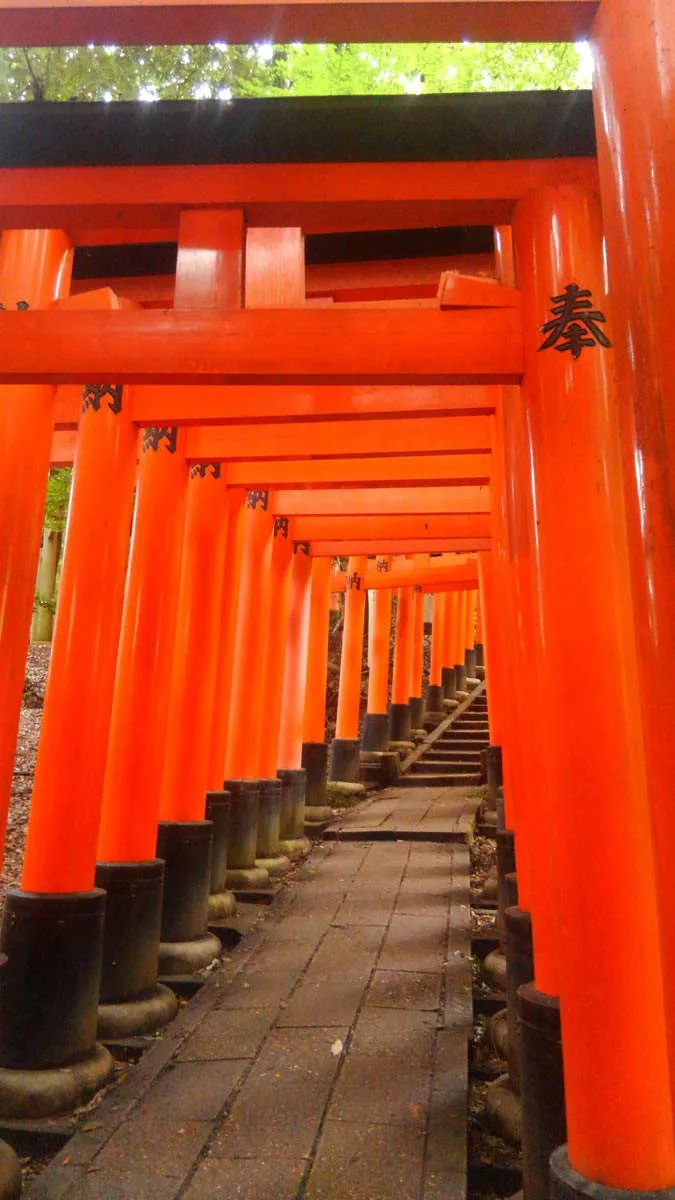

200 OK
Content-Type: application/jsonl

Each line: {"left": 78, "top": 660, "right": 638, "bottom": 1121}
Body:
{"left": 330, "top": 1039, "right": 343, "bottom": 1057}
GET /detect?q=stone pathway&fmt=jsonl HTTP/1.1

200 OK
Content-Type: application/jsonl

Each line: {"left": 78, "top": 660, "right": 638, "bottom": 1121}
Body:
{"left": 28, "top": 788, "right": 478, "bottom": 1200}
{"left": 324, "top": 787, "right": 478, "bottom": 843}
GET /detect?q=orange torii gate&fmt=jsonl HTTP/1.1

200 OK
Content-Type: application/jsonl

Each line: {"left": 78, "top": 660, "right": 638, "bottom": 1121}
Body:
{"left": 0, "top": 14, "right": 674, "bottom": 1197}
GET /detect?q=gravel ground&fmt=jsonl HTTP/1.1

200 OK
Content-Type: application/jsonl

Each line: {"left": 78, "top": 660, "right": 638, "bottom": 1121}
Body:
{"left": 3, "top": 645, "right": 50, "bottom": 914}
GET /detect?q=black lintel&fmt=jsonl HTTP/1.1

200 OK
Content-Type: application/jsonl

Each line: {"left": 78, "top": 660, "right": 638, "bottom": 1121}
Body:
{"left": 0, "top": 91, "right": 595, "bottom": 169}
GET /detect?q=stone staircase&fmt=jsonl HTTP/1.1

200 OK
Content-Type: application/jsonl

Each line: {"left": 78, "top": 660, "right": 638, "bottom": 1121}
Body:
{"left": 402, "top": 687, "right": 490, "bottom": 788}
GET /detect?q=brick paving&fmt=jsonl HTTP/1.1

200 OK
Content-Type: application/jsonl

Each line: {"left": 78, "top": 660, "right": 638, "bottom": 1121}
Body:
{"left": 28, "top": 788, "right": 478, "bottom": 1200}
{"left": 323, "top": 786, "right": 478, "bottom": 842}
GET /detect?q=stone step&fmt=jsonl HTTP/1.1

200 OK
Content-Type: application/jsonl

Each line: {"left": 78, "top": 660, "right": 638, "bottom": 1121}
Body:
{"left": 410, "top": 759, "right": 482, "bottom": 775}
{"left": 437, "top": 730, "right": 489, "bottom": 743}
{"left": 407, "top": 771, "right": 482, "bottom": 787}
{"left": 418, "top": 748, "right": 482, "bottom": 761}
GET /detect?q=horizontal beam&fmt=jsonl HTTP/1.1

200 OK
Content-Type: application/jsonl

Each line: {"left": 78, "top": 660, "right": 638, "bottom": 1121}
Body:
{"left": 0, "top": 0, "right": 598, "bottom": 47}
{"left": 225, "top": 453, "right": 490, "bottom": 487}
{"left": 0, "top": 160, "right": 599, "bottom": 241}
{"left": 290, "top": 514, "right": 491, "bottom": 541}
{"left": 310, "top": 538, "right": 491, "bottom": 556}
{"left": 53, "top": 383, "right": 498, "bottom": 428}
{"left": 0, "top": 307, "right": 522, "bottom": 386}
{"left": 331, "top": 560, "right": 477, "bottom": 592}
{"left": 273, "top": 485, "right": 489, "bottom": 516}
{"left": 186, "top": 416, "right": 493, "bottom": 460}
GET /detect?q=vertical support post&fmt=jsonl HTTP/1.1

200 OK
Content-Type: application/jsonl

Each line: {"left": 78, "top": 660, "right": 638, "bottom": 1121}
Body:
{"left": 513, "top": 184, "right": 675, "bottom": 1194}
{"left": 302, "top": 557, "right": 332, "bottom": 822}
{"left": 362, "top": 556, "right": 393, "bottom": 753}
{"left": 207, "top": 486, "right": 246, "bottom": 791}
{"left": 591, "top": 0, "right": 675, "bottom": 1151}
{"left": 276, "top": 542, "right": 313, "bottom": 846}
{"left": 2, "top": 295, "right": 136, "bottom": 1111}
{"left": 389, "top": 585, "right": 413, "bottom": 744}
{"left": 95, "top": 424, "right": 188, "bottom": 1034}
{"left": 409, "top": 582, "right": 426, "bottom": 730}
{"left": 0, "top": 229, "right": 72, "bottom": 866}
{"left": 155, "top": 209, "right": 244, "bottom": 969}
{"left": 454, "top": 588, "right": 468, "bottom": 693}
{"left": 330, "top": 555, "right": 367, "bottom": 783}
{"left": 464, "top": 587, "right": 477, "bottom": 681}
{"left": 427, "top": 592, "right": 447, "bottom": 714}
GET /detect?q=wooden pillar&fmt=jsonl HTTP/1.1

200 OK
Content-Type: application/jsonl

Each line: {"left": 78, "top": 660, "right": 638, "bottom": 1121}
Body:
{"left": 224, "top": 491, "right": 275, "bottom": 780}
{"left": 592, "top": 0, "right": 675, "bottom": 1152}
{"left": 513, "top": 183, "right": 675, "bottom": 1191}
{"left": 256, "top": 518, "right": 294, "bottom": 780}
{"left": 362, "top": 555, "right": 393, "bottom": 752}
{"left": 428, "top": 592, "right": 447, "bottom": 713}
{"left": 0, "top": 229, "right": 72, "bottom": 868}
{"left": 409, "top": 583, "right": 426, "bottom": 730}
{"left": 277, "top": 543, "right": 313, "bottom": 772}
{"left": 302, "top": 556, "right": 332, "bottom": 819}
{"left": 330, "top": 555, "right": 367, "bottom": 782}
{"left": 207, "top": 487, "right": 246, "bottom": 790}
{"left": 390, "top": 585, "right": 413, "bottom": 743}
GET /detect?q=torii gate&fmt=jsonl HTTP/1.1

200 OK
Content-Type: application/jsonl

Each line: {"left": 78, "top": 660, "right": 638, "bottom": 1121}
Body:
{"left": 0, "top": 6, "right": 673, "bottom": 1198}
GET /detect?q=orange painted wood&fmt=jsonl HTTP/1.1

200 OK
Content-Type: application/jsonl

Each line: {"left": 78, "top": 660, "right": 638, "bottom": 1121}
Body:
{"left": 174, "top": 210, "right": 244, "bottom": 311}
{"left": 335, "top": 558, "right": 368, "bottom": 741}
{"left": 0, "top": 306, "right": 523, "bottom": 385}
{"left": 98, "top": 428, "right": 189, "bottom": 860}
{"left": 0, "top": 162, "right": 599, "bottom": 244}
{"left": 22, "top": 381, "right": 139, "bottom": 891}
{"left": 366, "top": 557, "right": 393, "bottom": 716}
{"left": 272, "top": 486, "right": 490, "bottom": 517}
{"left": 53, "top": 383, "right": 499, "bottom": 428}
{"left": 410, "top": 577, "right": 426, "bottom": 700}
{"left": 0, "top": 0, "right": 598, "bottom": 47}
{"left": 208, "top": 487, "right": 246, "bottom": 788}
{"left": 303, "top": 557, "right": 332, "bottom": 744}
{"left": 0, "top": 229, "right": 72, "bottom": 877}
{"left": 277, "top": 546, "right": 313, "bottom": 770}
{"left": 331, "top": 560, "right": 478, "bottom": 592}
{"left": 512, "top": 184, "right": 675, "bottom": 1184}
{"left": 308, "top": 538, "right": 491, "bottom": 556}
{"left": 245, "top": 228, "right": 305, "bottom": 308}
{"left": 225, "top": 454, "right": 491, "bottom": 487}
{"left": 67, "top": 254, "right": 496, "bottom": 306}
{"left": 391, "top": 586, "right": 414, "bottom": 706}
{"left": 291, "top": 514, "right": 491, "bottom": 542}
{"left": 437, "top": 271, "right": 521, "bottom": 309}
{"left": 430, "top": 593, "right": 447, "bottom": 687}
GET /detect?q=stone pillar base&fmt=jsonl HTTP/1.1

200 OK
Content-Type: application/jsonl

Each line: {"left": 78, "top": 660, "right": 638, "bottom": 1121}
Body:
{"left": 388, "top": 702, "right": 411, "bottom": 744}
{"left": 361, "top": 712, "right": 389, "bottom": 752}
{"left": 330, "top": 737, "right": 362, "bottom": 783}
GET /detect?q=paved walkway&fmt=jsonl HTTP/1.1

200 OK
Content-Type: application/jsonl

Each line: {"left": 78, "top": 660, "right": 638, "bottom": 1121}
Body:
{"left": 324, "top": 786, "right": 478, "bottom": 843}
{"left": 29, "top": 787, "right": 478, "bottom": 1200}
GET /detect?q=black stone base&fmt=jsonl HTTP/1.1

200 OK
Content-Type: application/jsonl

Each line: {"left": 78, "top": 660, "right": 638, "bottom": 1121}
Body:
{"left": 496, "top": 829, "right": 517, "bottom": 949}
{"left": 425, "top": 683, "right": 444, "bottom": 712}
{"left": 95, "top": 860, "right": 164, "bottom": 1004}
{"left": 222, "top": 778, "right": 259, "bottom": 871}
{"left": 0, "top": 892, "right": 106, "bottom": 1071}
{"left": 505, "top": 905, "right": 534, "bottom": 1093}
{"left": 518, "top": 983, "right": 566, "bottom": 1200}
{"left": 409, "top": 696, "right": 424, "bottom": 729}
{"left": 455, "top": 662, "right": 467, "bottom": 692}
{"left": 388, "top": 702, "right": 411, "bottom": 744}
{"left": 156, "top": 821, "right": 212, "bottom": 944}
{"left": 205, "top": 791, "right": 231, "bottom": 895}
{"left": 550, "top": 1147, "right": 675, "bottom": 1200}
{"left": 277, "top": 767, "right": 306, "bottom": 841}
{"left": 301, "top": 742, "right": 328, "bottom": 810}
{"left": 330, "top": 738, "right": 362, "bottom": 784}
{"left": 483, "top": 744, "right": 503, "bottom": 806}
{"left": 361, "top": 712, "right": 389, "bottom": 752}
{"left": 441, "top": 666, "right": 457, "bottom": 699}
{"left": 465, "top": 647, "right": 477, "bottom": 678}
{"left": 475, "top": 641, "right": 485, "bottom": 667}
{"left": 256, "top": 777, "right": 282, "bottom": 859}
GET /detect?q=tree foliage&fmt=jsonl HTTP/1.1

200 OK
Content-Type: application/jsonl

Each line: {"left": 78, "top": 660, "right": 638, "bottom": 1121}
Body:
{"left": 43, "top": 468, "right": 72, "bottom": 532}
{"left": 0, "top": 41, "right": 590, "bottom": 103}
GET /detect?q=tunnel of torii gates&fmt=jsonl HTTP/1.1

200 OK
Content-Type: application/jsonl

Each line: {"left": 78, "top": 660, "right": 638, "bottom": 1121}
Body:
{"left": 0, "top": 0, "right": 674, "bottom": 1196}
